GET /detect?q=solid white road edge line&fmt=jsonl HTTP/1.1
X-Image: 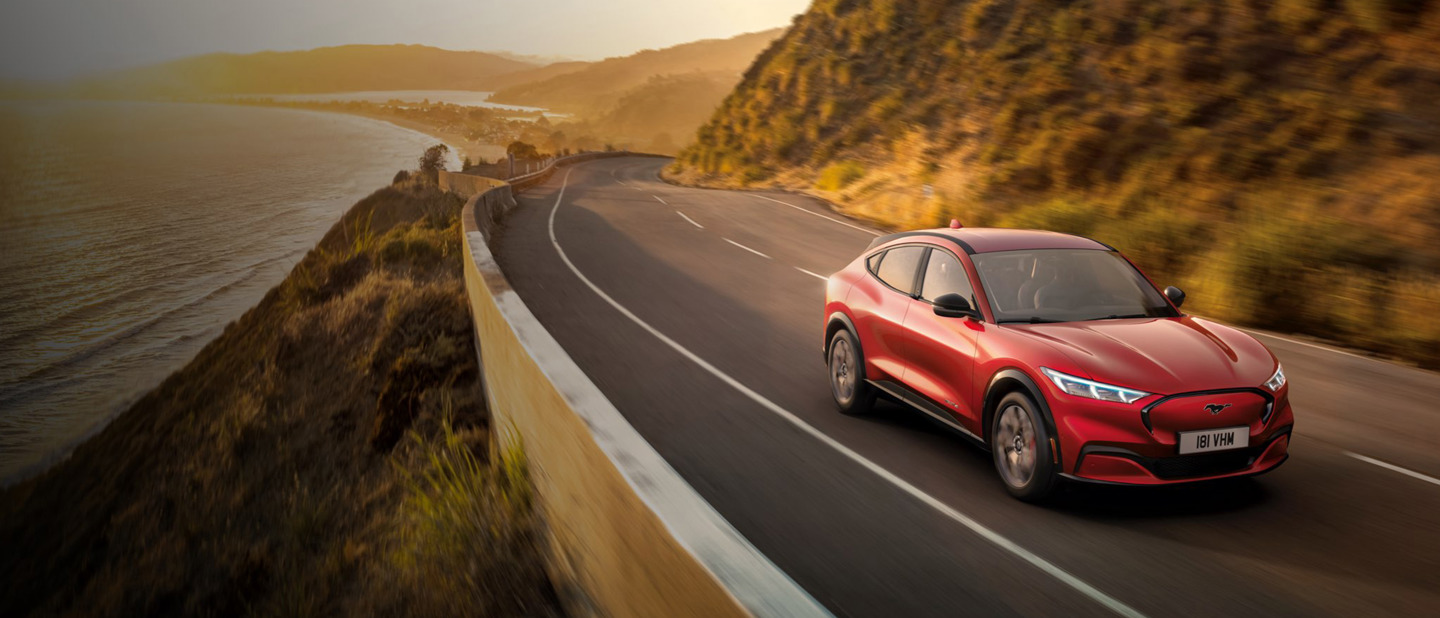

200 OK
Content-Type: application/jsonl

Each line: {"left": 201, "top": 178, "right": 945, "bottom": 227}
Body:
{"left": 753, "top": 194, "right": 880, "bottom": 237}
{"left": 538, "top": 168, "right": 832, "bottom": 617}
{"left": 548, "top": 166, "right": 1148, "bottom": 618}
{"left": 676, "top": 211, "right": 704, "bottom": 229}
{"left": 795, "top": 267, "right": 827, "bottom": 281}
{"left": 724, "top": 238, "right": 771, "bottom": 259}
{"left": 1345, "top": 452, "right": 1440, "bottom": 488}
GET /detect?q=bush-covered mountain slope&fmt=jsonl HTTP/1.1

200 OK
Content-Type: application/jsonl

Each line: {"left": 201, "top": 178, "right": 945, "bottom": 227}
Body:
{"left": 675, "top": 0, "right": 1440, "bottom": 367}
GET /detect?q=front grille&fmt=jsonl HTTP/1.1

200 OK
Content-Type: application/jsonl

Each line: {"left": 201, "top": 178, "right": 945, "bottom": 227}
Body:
{"left": 1148, "top": 450, "right": 1256, "bottom": 479}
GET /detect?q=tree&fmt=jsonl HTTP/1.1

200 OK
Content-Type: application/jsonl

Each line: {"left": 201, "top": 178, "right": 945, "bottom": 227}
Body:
{"left": 418, "top": 144, "right": 449, "bottom": 183}
{"left": 507, "top": 141, "right": 540, "bottom": 160}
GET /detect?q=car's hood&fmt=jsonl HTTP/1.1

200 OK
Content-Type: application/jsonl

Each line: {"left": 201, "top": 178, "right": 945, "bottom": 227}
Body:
{"left": 1008, "top": 316, "right": 1277, "bottom": 395}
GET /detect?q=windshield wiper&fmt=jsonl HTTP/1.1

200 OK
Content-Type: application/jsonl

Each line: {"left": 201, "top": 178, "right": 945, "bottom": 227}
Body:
{"left": 1000, "top": 317, "right": 1065, "bottom": 324}
{"left": 1094, "top": 313, "right": 1149, "bottom": 320}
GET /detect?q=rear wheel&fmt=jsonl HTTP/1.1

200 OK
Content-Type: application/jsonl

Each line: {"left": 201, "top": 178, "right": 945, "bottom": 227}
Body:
{"left": 828, "top": 329, "right": 875, "bottom": 415}
{"left": 991, "top": 391, "right": 1058, "bottom": 502}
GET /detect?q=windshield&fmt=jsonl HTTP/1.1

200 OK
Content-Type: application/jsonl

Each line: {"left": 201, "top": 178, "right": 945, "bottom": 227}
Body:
{"left": 972, "top": 249, "right": 1177, "bottom": 323}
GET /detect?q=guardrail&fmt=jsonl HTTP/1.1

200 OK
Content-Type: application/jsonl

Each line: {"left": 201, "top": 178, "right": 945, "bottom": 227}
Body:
{"left": 451, "top": 154, "right": 829, "bottom": 617}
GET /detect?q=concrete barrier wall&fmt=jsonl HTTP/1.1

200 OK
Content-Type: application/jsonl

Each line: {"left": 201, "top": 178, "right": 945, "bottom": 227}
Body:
{"left": 437, "top": 168, "right": 506, "bottom": 196}
{"left": 455, "top": 156, "right": 829, "bottom": 618}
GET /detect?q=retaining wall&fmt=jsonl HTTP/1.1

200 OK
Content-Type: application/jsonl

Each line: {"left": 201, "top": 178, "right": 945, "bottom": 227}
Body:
{"left": 453, "top": 155, "right": 828, "bottom": 617}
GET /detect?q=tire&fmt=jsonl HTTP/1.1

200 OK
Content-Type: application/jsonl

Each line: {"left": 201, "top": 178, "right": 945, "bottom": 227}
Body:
{"left": 828, "top": 329, "right": 876, "bottom": 415}
{"left": 991, "top": 391, "right": 1058, "bottom": 502}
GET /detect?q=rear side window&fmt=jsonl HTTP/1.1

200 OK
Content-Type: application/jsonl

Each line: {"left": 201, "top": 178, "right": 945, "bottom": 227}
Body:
{"left": 874, "top": 246, "right": 925, "bottom": 295}
{"left": 919, "top": 249, "right": 978, "bottom": 308}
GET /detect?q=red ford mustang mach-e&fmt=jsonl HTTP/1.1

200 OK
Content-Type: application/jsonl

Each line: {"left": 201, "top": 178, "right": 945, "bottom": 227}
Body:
{"left": 823, "top": 224, "right": 1293, "bottom": 501}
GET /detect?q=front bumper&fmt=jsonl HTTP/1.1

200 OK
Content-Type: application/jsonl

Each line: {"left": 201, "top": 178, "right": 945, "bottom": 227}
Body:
{"left": 1064, "top": 426, "right": 1291, "bottom": 485}
{"left": 1050, "top": 385, "right": 1295, "bottom": 485}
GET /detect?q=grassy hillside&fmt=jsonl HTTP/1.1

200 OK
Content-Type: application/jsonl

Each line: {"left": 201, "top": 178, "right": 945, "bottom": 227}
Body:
{"left": 561, "top": 72, "right": 742, "bottom": 152}
{"left": 490, "top": 29, "right": 784, "bottom": 115}
{"left": 490, "top": 29, "right": 785, "bottom": 152}
{"left": 484, "top": 60, "right": 592, "bottom": 92}
{"left": 71, "top": 44, "right": 540, "bottom": 97}
{"left": 675, "top": 0, "right": 1440, "bottom": 368}
{"left": 0, "top": 173, "right": 559, "bottom": 616}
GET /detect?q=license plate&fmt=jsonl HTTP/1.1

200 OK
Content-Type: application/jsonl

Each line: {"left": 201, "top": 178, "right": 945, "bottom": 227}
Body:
{"left": 1177, "top": 426, "right": 1248, "bottom": 454}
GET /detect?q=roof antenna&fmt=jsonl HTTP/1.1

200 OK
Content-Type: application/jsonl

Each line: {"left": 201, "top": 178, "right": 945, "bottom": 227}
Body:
{"left": 950, "top": 219, "right": 963, "bottom": 229}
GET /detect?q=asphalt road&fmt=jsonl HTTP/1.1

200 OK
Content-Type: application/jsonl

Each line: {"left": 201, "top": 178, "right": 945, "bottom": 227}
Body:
{"left": 494, "top": 157, "right": 1440, "bottom": 617}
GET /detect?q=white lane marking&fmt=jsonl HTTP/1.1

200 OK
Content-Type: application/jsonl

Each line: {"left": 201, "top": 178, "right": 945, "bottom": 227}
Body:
{"left": 753, "top": 194, "right": 880, "bottom": 237}
{"left": 547, "top": 169, "right": 1147, "bottom": 618}
{"left": 795, "top": 267, "right": 827, "bottom": 281}
{"left": 677, "top": 211, "right": 704, "bottom": 229}
{"left": 1346, "top": 452, "right": 1440, "bottom": 488}
{"left": 610, "top": 168, "right": 630, "bottom": 187}
{"left": 654, "top": 195, "right": 669, "bottom": 205}
{"left": 1241, "top": 328, "right": 1374, "bottom": 363}
{"left": 724, "top": 238, "right": 771, "bottom": 260}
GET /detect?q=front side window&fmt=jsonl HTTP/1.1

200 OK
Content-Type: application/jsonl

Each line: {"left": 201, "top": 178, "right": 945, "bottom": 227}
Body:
{"left": 919, "top": 249, "right": 977, "bottom": 309}
{"left": 873, "top": 246, "right": 925, "bottom": 295}
{"left": 972, "top": 249, "right": 1177, "bottom": 323}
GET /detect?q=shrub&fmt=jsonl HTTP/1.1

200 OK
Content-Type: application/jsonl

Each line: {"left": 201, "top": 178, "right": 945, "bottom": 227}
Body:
{"left": 995, "top": 198, "right": 1104, "bottom": 236}
{"left": 816, "top": 161, "right": 867, "bottom": 191}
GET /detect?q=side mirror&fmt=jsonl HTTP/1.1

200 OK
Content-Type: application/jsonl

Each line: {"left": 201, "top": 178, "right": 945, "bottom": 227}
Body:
{"left": 1164, "top": 286, "right": 1186, "bottom": 308}
{"left": 933, "top": 293, "right": 980, "bottom": 320}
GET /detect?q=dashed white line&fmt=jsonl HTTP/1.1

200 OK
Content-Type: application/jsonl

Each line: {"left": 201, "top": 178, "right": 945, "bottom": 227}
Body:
{"left": 547, "top": 167, "right": 1147, "bottom": 618}
{"left": 795, "top": 267, "right": 827, "bottom": 281}
{"left": 724, "top": 238, "right": 771, "bottom": 259}
{"left": 753, "top": 194, "right": 880, "bottom": 237}
{"left": 1346, "top": 452, "right": 1440, "bottom": 488}
{"left": 654, "top": 195, "right": 669, "bottom": 205}
{"left": 676, "top": 211, "right": 704, "bottom": 229}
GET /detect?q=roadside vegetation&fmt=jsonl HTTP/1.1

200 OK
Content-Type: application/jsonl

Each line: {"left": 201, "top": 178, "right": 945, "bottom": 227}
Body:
{"left": 0, "top": 152, "right": 560, "bottom": 617}
{"left": 674, "top": 0, "right": 1440, "bottom": 369}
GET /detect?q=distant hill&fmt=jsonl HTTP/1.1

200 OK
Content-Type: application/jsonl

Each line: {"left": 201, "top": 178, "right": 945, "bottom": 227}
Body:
{"left": 585, "top": 72, "right": 742, "bottom": 152}
{"left": 69, "top": 44, "right": 540, "bottom": 98}
{"left": 676, "top": 0, "right": 1440, "bottom": 368}
{"left": 482, "top": 61, "right": 592, "bottom": 92}
{"left": 489, "top": 29, "right": 785, "bottom": 117}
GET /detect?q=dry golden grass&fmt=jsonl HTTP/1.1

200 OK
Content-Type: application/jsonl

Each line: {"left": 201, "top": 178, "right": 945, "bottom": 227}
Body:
{"left": 0, "top": 178, "right": 560, "bottom": 617}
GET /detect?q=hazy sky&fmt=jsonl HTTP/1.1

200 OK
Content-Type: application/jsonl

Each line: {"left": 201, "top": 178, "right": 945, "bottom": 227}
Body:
{"left": 0, "top": 0, "right": 810, "bottom": 81}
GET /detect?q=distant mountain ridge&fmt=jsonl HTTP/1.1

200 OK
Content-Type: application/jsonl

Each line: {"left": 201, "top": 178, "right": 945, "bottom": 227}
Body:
{"left": 68, "top": 44, "right": 541, "bottom": 98}
{"left": 488, "top": 29, "right": 785, "bottom": 116}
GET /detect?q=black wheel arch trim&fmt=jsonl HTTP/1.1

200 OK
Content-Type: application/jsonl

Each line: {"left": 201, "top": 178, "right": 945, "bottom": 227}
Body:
{"left": 984, "top": 368, "right": 1061, "bottom": 463}
{"left": 824, "top": 311, "right": 858, "bottom": 361}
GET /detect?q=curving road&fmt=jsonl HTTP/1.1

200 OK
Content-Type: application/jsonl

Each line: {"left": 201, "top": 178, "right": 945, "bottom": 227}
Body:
{"left": 495, "top": 156, "right": 1440, "bottom": 617}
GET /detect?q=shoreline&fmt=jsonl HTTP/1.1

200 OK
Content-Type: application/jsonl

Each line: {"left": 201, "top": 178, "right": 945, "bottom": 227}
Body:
{"left": 0, "top": 100, "right": 461, "bottom": 486}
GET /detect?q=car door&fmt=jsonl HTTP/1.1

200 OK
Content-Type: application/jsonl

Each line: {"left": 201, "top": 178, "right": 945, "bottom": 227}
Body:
{"left": 850, "top": 245, "right": 926, "bottom": 382}
{"left": 902, "top": 247, "right": 984, "bottom": 430}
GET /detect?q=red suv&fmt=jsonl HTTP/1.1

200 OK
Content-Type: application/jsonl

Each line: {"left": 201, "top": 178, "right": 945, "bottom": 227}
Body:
{"left": 823, "top": 225, "right": 1292, "bottom": 501}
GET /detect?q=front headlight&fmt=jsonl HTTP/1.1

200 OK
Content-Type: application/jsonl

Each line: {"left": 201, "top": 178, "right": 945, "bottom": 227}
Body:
{"left": 1265, "top": 365, "right": 1286, "bottom": 391}
{"left": 1040, "top": 367, "right": 1151, "bottom": 404}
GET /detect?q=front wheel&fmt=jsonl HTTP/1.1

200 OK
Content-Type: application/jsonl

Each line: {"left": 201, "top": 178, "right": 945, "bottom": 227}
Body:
{"left": 991, "top": 391, "right": 1058, "bottom": 502}
{"left": 828, "top": 329, "right": 875, "bottom": 415}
